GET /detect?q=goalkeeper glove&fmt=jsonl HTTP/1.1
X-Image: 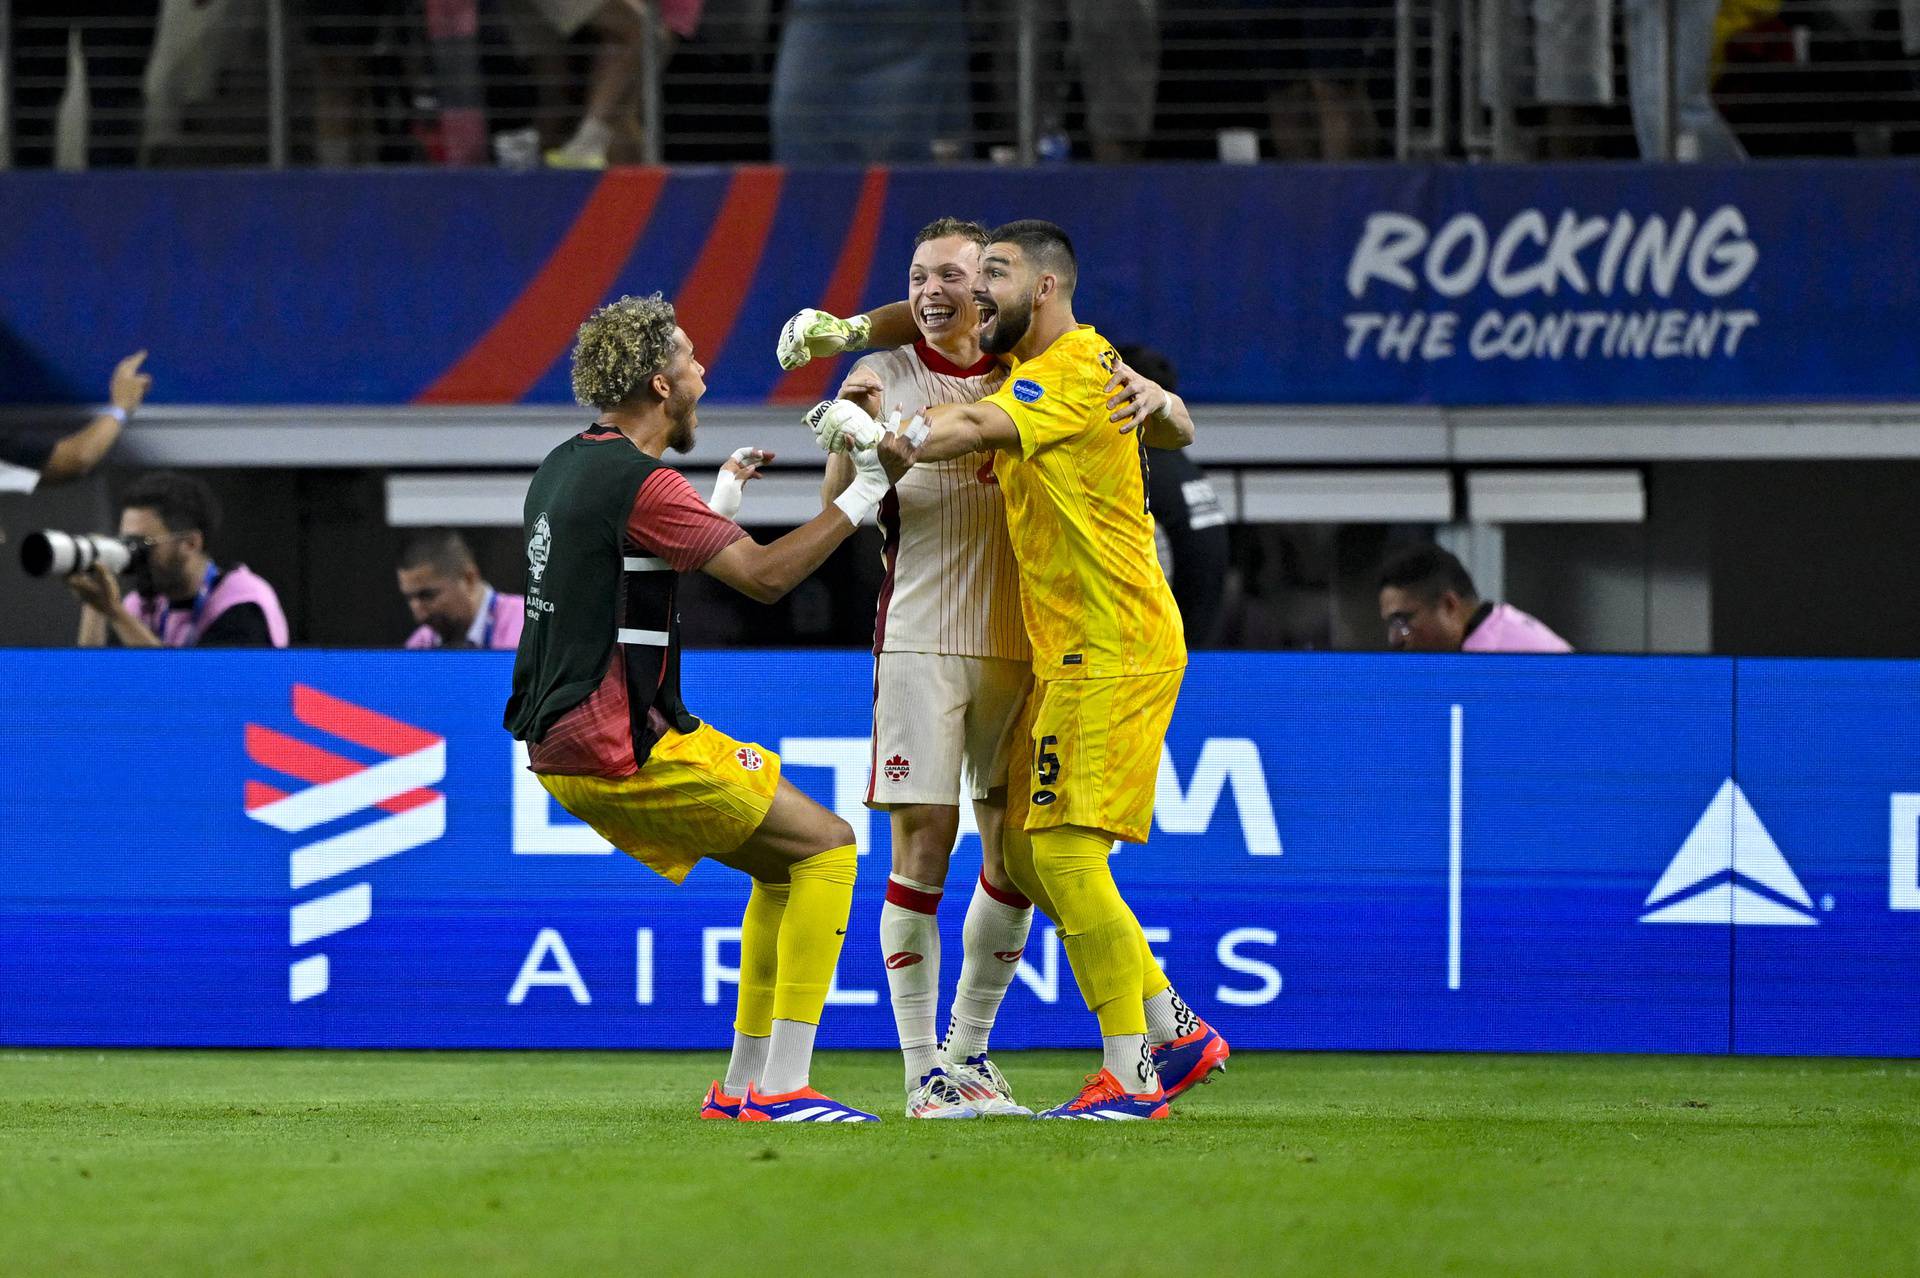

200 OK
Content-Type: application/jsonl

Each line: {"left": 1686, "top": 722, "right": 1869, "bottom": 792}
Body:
{"left": 778, "top": 308, "right": 872, "bottom": 371}
{"left": 804, "top": 398, "right": 885, "bottom": 454}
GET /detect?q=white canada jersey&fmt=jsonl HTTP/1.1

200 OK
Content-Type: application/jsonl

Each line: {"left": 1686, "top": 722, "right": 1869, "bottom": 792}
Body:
{"left": 858, "top": 342, "right": 1029, "bottom": 661}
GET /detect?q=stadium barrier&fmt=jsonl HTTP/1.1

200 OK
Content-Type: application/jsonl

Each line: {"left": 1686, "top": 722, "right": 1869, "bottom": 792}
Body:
{"left": 2, "top": 162, "right": 1918, "bottom": 408}
{"left": 2, "top": 649, "right": 1914, "bottom": 1056}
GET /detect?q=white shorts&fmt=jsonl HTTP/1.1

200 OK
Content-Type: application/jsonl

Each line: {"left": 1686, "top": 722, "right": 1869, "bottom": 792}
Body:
{"left": 866, "top": 652, "right": 1032, "bottom": 809}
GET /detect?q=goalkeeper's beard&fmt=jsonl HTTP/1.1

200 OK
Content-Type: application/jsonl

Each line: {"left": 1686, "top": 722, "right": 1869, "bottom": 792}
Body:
{"left": 979, "top": 295, "right": 1033, "bottom": 356}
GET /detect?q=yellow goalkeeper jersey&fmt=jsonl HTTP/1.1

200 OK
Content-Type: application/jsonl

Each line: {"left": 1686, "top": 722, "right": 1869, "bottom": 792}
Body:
{"left": 982, "top": 324, "right": 1187, "bottom": 681}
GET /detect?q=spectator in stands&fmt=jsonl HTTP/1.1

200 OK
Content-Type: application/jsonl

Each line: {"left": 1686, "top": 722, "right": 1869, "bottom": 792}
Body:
{"left": 7, "top": 1, "right": 159, "bottom": 167}
{"left": 395, "top": 528, "right": 525, "bottom": 649}
{"left": 770, "top": 0, "right": 969, "bottom": 164}
{"left": 70, "top": 471, "right": 288, "bottom": 648}
{"left": 1377, "top": 544, "right": 1571, "bottom": 653}
{"left": 544, "top": 0, "right": 705, "bottom": 167}
{"left": 1116, "top": 346, "right": 1231, "bottom": 647}
{"left": 0, "top": 353, "right": 150, "bottom": 499}
{"left": 973, "top": 0, "right": 1160, "bottom": 161}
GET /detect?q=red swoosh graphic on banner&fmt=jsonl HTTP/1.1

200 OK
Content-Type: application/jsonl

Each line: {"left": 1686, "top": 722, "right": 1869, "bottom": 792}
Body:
{"left": 293, "top": 684, "right": 441, "bottom": 756}
{"left": 416, "top": 167, "right": 668, "bottom": 404}
{"left": 671, "top": 166, "right": 787, "bottom": 369}
{"left": 245, "top": 726, "right": 440, "bottom": 815}
{"left": 770, "top": 167, "right": 891, "bottom": 404}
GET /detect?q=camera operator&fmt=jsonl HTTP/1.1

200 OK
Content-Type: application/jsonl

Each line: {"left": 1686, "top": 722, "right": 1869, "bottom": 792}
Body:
{"left": 396, "top": 528, "right": 524, "bottom": 650}
{"left": 70, "top": 471, "right": 288, "bottom": 648}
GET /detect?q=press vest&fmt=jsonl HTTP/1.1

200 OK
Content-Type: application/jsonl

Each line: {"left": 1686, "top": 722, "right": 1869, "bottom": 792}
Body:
{"left": 502, "top": 431, "right": 696, "bottom": 765}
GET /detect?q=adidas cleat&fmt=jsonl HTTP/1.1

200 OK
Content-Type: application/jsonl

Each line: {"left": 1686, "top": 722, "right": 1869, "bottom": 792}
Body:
{"left": 905, "top": 1068, "right": 980, "bottom": 1119}
{"left": 1036, "top": 1069, "right": 1169, "bottom": 1121}
{"left": 738, "top": 1083, "right": 881, "bottom": 1123}
{"left": 944, "top": 1053, "right": 1034, "bottom": 1117}
{"left": 699, "top": 1081, "right": 743, "bottom": 1120}
{"left": 1152, "top": 1020, "right": 1230, "bottom": 1099}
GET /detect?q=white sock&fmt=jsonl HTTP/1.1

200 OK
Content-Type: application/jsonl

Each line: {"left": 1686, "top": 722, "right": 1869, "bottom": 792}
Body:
{"left": 1145, "top": 986, "right": 1202, "bottom": 1047}
{"left": 723, "top": 1031, "right": 768, "bottom": 1095}
{"left": 758, "top": 1019, "right": 818, "bottom": 1096}
{"left": 881, "top": 873, "right": 942, "bottom": 1088}
{"left": 1102, "top": 1033, "right": 1156, "bottom": 1094}
{"left": 944, "top": 873, "right": 1033, "bottom": 1062}
{"left": 555, "top": 116, "right": 612, "bottom": 160}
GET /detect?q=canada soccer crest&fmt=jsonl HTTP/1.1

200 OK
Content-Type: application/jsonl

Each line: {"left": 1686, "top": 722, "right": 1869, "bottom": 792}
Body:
{"left": 883, "top": 753, "right": 910, "bottom": 782}
{"left": 735, "top": 746, "right": 764, "bottom": 772}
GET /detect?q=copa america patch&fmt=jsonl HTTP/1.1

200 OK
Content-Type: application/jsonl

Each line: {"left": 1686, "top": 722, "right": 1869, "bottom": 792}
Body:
{"left": 1012, "top": 378, "right": 1046, "bottom": 403}
{"left": 735, "top": 746, "right": 764, "bottom": 772}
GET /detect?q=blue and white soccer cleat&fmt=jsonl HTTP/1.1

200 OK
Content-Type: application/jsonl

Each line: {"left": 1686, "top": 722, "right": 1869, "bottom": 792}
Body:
{"left": 1035, "top": 1069, "right": 1170, "bottom": 1121}
{"left": 1152, "top": 1020, "right": 1230, "bottom": 1100}
{"left": 699, "top": 1081, "right": 743, "bottom": 1120}
{"left": 738, "top": 1083, "right": 881, "bottom": 1123}
{"left": 944, "top": 1053, "right": 1034, "bottom": 1117}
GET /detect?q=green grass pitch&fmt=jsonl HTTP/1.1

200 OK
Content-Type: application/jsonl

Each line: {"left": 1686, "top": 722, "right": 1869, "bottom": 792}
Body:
{"left": 3, "top": 1049, "right": 1914, "bottom": 1276}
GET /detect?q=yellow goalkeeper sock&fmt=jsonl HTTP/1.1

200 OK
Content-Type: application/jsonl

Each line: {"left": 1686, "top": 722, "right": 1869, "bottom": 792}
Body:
{"left": 1140, "top": 925, "right": 1172, "bottom": 1002}
{"left": 771, "top": 842, "right": 857, "bottom": 1025}
{"left": 997, "top": 822, "right": 1060, "bottom": 921}
{"left": 733, "top": 879, "right": 789, "bottom": 1037}
{"left": 1033, "top": 825, "right": 1147, "bottom": 1038}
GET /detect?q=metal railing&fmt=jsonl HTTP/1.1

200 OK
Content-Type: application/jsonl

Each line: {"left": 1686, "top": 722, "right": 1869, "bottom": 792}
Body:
{"left": 2, "top": 0, "right": 1917, "bottom": 168}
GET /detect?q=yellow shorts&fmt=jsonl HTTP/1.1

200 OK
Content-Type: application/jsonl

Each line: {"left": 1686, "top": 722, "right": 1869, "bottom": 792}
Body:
{"left": 1007, "top": 669, "right": 1184, "bottom": 845}
{"left": 535, "top": 723, "right": 781, "bottom": 884}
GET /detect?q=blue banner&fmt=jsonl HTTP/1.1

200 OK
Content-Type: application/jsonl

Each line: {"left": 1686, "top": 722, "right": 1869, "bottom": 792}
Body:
{"left": 1, "top": 650, "right": 1916, "bottom": 1055}
{"left": 3, "top": 162, "right": 1917, "bottom": 407}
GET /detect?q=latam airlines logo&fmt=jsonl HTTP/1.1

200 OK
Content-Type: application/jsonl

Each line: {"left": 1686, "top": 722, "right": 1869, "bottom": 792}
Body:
{"left": 245, "top": 685, "right": 448, "bottom": 1001}
{"left": 1641, "top": 779, "right": 1819, "bottom": 926}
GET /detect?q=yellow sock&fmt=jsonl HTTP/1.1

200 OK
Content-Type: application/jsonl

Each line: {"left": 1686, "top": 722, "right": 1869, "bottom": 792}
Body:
{"left": 1033, "top": 826, "right": 1146, "bottom": 1038}
{"left": 733, "top": 879, "right": 789, "bottom": 1037}
{"left": 771, "top": 843, "right": 857, "bottom": 1025}
{"left": 998, "top": 822, "right": 1060, "bottom": 921}
{"left": 1139, "top": 925, "right": 1172, "bottom": 1002}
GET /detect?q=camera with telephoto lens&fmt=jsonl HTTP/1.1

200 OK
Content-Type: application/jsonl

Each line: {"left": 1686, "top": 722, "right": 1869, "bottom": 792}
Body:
{"left": 19, "top": 530, "right": 149, "bottom": 579}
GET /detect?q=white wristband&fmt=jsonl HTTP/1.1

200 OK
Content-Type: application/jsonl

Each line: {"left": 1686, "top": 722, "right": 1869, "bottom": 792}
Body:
{"left": 831, "top": 472, "right": 888, "bottom": 527}
{"left": 104, "top": 406, "right": 129, "bottom": 425}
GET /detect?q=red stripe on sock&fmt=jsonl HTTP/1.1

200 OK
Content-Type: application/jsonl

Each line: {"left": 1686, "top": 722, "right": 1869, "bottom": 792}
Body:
{"left": 885, "top": 879, "right": 943, "bottom": 914}
{"left": 979, "top": 873, "right": 1031, "bottom": 910}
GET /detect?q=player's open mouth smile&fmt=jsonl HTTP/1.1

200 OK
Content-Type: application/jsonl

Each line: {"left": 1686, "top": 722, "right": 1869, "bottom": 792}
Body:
{"left": 976, "top": 299, "right": 998, "bottom": 330}
{"left": 920, "top": 303, "right": 956, "bottom": 328}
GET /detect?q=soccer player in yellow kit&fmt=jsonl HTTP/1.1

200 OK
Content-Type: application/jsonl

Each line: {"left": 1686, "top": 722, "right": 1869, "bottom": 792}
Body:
{"left": 808, "top": 220, "right": 1227, "bottom": 1119}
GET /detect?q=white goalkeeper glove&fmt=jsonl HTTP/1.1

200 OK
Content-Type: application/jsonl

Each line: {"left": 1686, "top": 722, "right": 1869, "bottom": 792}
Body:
{"left": 707, "top": 447, "right": 770, "bottom": 520}
{"left": 778, "top": 308, "right": 873, "bottom": 371}
{"left": 804, "top": 398, "right": 885, "bottom": 454}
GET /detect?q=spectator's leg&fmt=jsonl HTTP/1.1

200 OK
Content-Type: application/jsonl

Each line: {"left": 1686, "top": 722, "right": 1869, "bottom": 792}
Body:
{"left": 548, "top": 0, "right": 646, "bottom": 166}
{"left": 1066, "top": 0, "right": 1156, "bottom": 160}
{"left": 1626, "top": 0, "right": 1745, "bottom": 158}
{"left": 1531, "top": 0, "right": 1612, "bottom": 158}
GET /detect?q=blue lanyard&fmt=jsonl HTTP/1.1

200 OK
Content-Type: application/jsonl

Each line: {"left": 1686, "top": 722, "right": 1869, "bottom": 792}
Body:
{"left": 154, "top": 562, "right": 219, "bottom": 640}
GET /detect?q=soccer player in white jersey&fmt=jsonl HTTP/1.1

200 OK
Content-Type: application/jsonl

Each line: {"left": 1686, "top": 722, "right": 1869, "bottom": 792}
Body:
{"left": 817, "top": 218, "right": 1036, "bottom": 1119}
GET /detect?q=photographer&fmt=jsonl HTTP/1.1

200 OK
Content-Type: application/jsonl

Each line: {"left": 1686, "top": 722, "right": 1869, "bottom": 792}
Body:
{"left": 70, "top": 471, "right": 288, "bottom": 648}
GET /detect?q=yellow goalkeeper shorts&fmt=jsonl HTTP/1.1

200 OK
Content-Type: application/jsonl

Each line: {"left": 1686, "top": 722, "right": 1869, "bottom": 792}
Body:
{"left": 1006, "top": 669, "right": 1184, "bottom": 845}
{"left": 535, "top": 723, "right": 782, "bottom": 884}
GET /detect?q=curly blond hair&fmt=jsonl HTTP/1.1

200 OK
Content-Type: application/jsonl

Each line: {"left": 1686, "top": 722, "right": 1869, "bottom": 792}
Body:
{"left": 570, "top": 293, "right": 678, "bottom": 409}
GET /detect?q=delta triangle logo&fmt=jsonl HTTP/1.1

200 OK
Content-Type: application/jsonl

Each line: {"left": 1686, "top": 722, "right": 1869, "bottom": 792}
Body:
{"left": 1640, "top": 779, "right": 1818, "bottom": 926}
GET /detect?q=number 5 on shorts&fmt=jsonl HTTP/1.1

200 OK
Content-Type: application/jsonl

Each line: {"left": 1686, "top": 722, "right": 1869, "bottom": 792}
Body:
{"left": 1036, "top": 735, "right": 1061, "bottom": 785}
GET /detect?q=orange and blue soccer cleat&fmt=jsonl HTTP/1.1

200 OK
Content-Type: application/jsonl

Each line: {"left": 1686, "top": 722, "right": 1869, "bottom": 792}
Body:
{"left": 1035, "top": 1069, "right": 1169, "bottom": 1121}
{"left": 700, "top": 1081, "right": 743, "bottom": 1120}
{"left": 737, "top": 1083, "right": 881, "bottom": 1123}
{"left": 1152, "top": 1019, "right": 1230, "bottom": 1099}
